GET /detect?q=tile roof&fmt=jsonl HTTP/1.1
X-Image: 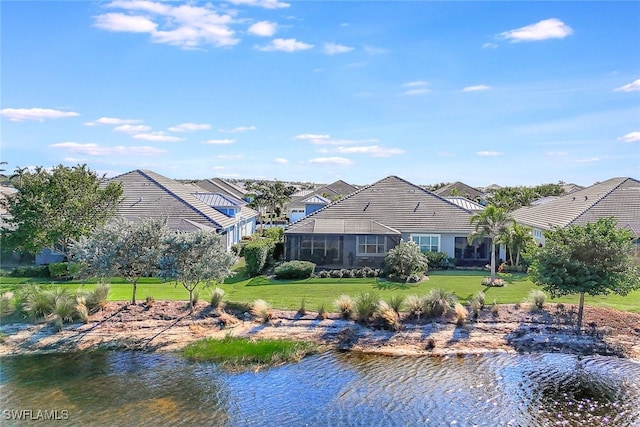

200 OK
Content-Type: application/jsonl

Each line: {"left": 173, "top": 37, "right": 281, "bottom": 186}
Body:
{"left": 286, "top": 175, "right": 481, "bottom": 234}
{"left": 194, "top": 178, "right": 246, "bottom": 201}
{"left": 108, "top": 169, "right": 238, "bottom": 230}
{"left": 192, "top": 192, "right": 245, "bottom": 207}
{"left": 286, "top": 180, "right": 358, "bottom": 211}
{"left": 513, "top": 177, "right": 640, "bottom": 234}
{"left": 433, "top": 181, "right": 484, "bottom": 199}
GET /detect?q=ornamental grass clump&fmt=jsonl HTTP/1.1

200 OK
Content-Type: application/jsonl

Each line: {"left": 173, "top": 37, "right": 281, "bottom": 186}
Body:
{"left": 405, "top": 294, "right": 424, "bottom": 320}
{"left": 75, "top": 294, "right": 89, "bottom": 323}
{"left": 422, "top": 288, "right": 458, "bottom": 319}
{"left": 317, "top": 302, "right": 328, "bottom": 320}
{"left": 454, "top": 302, "right": 468, "bottom": 326}
{"left": 354, "top": 292, "right": 379, "bottom": 323}
{"left": 333, "top": 294, "right": 354, "bottom": 319}
{"left": 388, "top": 294, "right": 405, "bottom": 314}
{"left": 527, "top": 289, "right": 547, "bottom": 311}
{"left": 0, "top": 292, "right": 15, "bottom": 318}
{"left": 251, "top": 299, "right": 274, "bottom": 323}
{"left": 210, "top": 287, "right": 225, "bottom": 310}
{"left": 87, "top": 282, "right": 110, "bottom": 312}
{"left": 376, "top": 300, "right": 401, "bottom": 331}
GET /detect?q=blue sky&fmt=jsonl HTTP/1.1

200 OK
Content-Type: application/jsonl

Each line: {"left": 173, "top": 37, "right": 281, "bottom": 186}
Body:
{"left": 1, "top": 1, "right": 639, "bottom": 187}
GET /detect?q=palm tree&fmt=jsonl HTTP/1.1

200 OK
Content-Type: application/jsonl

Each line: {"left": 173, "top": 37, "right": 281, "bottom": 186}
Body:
{"left": 507, "top": 223, "right": 534, "bottom": 267}
{"left": 468, "top": 205, "right": 514, "bottom": 281}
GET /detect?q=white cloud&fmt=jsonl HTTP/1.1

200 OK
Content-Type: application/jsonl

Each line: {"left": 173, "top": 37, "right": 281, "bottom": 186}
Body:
{"left": 295, "top": 133, "right": 330, "bottom": 140}
{"left": 273, "top": 158, "right": 288, "bottom": 164}
{"left": 168, "top": 123, "right": 211, "bottom": 132}
{"left": 225, "top": 0, "right": 290, "bottom": 9}
{"left": 363, "top": 44, "right": 389, "bottom": 55}
{"left": 477, "top": 151, "right": 502, "bottom": 156}
{"left": 202, "top": 139, "right": 235, "bottom": 144}
{"left": 218, "top": 125, "right": 256, "bottom": 133}
{"left": 248, "top": 20, "right": 277, "bottom": 37}
{"left": 51, "top": 142, "right": 166, "bottom": 156}
{"left": 85, "top": 117, "right": 142, "bottom": 126}
{"left": 94, "top": 2, "right": 239, "bottom": 49}
{"left": 482, "top": 42, "right": 498, "bottom": 49}
{"left": 323, "top": 42, "right": 354, "bottom": 55}
{"left": 94, "top": 12, "right": 158, "bottom": 33}
{"left": 309, "top": 157, "right": 353, "bottom": 165}
{"left": 403, "top": 80, "right": 429, "bottom": 88}
{"left": 257, "top": 38, "right": 313, "bottom": 52}
{"left": 1, "top": 108, "right": 80, "bottom": 122}
{"left": 614, "top": 79, "right": 640, "bottom": 92}
{"left": 403, "top": 88, "right": 430, "bottom": 96}
{"left": 574, "top": 157, "right": 599, "bottom": 163}
{"left": 211, "top": 166, "right": 227, "bottom": 170}
{"left": 216, "top": 154, "right": 244, "bottom": 160}
{"left": 113, "top": 124, "right": 151, "bottom": 133}
{"left": 462, "top": 85, "right": 491, "bottom": 92}
{"left": 618, "top": 131, "right": 640, "bottom": 143}
{"left": 133, "top": 132, "right": 184, "bottom": 142}
{"left": 334, "top": 145, "right": 405, "bottom": 157}
{"left": 500, "top": 18, "right": 573, "bottom": 42}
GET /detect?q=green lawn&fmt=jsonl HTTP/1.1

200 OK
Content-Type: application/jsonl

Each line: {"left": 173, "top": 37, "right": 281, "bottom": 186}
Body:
{"left": 2, "top": 269, "right": 639, "bottom": 313}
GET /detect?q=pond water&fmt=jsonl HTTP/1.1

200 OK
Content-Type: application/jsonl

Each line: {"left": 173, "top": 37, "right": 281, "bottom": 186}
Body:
{"left": 1, "top": 350, "right": 639, "bottom": 426}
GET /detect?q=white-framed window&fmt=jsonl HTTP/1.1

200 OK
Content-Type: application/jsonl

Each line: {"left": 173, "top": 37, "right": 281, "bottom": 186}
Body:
{"left": 533, "top": 229, "right": 542, "bottom": 239}
{"left": 357, "top": 235, "right": 386, "bottom": 255}
{"left": 411, "top": 234, "right": 440, "bottom": 253}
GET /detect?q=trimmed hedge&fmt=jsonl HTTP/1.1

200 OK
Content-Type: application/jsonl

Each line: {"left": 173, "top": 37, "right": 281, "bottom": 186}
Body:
{"left": 48, "top": 262, "right": 82, "bottom": 280}
{"left": 244, "top": 239, "right": 275, "bottom": 277}
{"left": 10, "top": 265, "right": 50, "bottom": 278}
{"left": 274, "top": 261, "right": 316, "bottom": 280}
{"left": 423, "top": 251, "right": 451, "bottom": 270}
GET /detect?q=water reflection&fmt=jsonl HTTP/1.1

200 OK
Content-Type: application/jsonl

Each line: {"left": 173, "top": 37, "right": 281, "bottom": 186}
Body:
{"left": 1, "top": 351, "right": 638, "bottom": 426}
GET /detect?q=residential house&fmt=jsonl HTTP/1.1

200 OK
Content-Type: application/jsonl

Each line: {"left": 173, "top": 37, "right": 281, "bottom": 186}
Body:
{"left": 512, "top": 177, "right": 640, "bottom": 249}
{"left": 193, "top": 178, "right": 248, "bottom": 202}
{"left": 286, "top": 179, "right": 358, "bottom": 223}
{"left": 109, "top": 170, "right": 258, "bottom": 249}
{"left": 433, "top": 181, "right": 484, "bottom": 202}
{"left": 285, "top": 176, "right": 490, "bottom": 268}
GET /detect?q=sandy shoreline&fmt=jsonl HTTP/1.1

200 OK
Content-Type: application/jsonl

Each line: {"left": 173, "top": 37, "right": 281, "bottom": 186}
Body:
{"left": 1, "top": 301, "right": 639, "bottom": 361}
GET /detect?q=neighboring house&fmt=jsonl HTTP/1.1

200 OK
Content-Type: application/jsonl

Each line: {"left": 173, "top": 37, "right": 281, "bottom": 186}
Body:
{"left": 561, "top": 182, "right": 585, "bottom": 194}
{"left": 193, "top": 178, "right": 248, "bottom": 202}
{"left": 512, "top": 177, "right": 640, "bottom": 246}
{"left": 286, "top": 180, "right": 358, "bottom": 223}
{"left": 108, "top": 170, "right": 258, "bottom": 249}
{"left": 285, "top": 176, "right": 490, "bottom": 268}
{"left": 444, "top": 197, "right": 485, "bottom": 211}
{"left": 433, "top": 181, "right": 484, "bottom": 202}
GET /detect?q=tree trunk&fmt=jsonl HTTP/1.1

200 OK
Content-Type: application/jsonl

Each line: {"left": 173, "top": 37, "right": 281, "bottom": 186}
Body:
{"left": 576, "top": 292, "right": 585, "bottom": 334}
{"left": 131, "top": 281, "right": 137, "bottom": 305}
{"left": 515, "top": 251, "right": 521, "bottom": 267}
{"left": 490, "top": 239, "right": 496, "bottom": 281}
{"left": 188, "top": 289, "right": 194, "bottom": 312}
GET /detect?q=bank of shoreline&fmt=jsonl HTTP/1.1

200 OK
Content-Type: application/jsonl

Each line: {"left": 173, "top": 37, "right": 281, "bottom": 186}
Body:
{"left": 1, "top": 301, "right": 639, "bottom": 362}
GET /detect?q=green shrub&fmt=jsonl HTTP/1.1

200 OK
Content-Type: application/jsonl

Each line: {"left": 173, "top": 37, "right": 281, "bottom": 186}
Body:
{"left": 262, "top": 227, "right": 284, "bottom": 242}
{"left": 244, "top": 240, "right": 275, "bottom": 277}
{"left": 423, "top": 251, "right": 450, "bottom": 270}
{"left": 334, "top": 294, "right": 354, "bottom": 319}
{"left": 48, "top": 262, "right": 69, "bottom": 279}
{"left": 10, "top": 265, "right": 50, "bottom": 278}
{"left": 423, "top": 288, "right": 458, "bottom": 318}
{"left": 385, "top": 240, "right": 429, "bottom": 277}
{"left": 274, "top": 261, "right": 316, "bottom": 280}
{"left": 354, "top": 291, "right": 379, "bottom": 323}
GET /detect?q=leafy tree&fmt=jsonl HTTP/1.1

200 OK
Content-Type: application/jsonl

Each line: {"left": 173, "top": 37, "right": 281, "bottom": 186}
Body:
{"left": 527, "top": 218, "right": 640, "bottom": 331}
{"left": 246, "top": 180, "right": 297, "bottom": 224}
{"left": 502, "top": 222, "right": 535, "bottom": 267}
{"left": 485, "top": 183, "right": 565, "bottom": 212}
{"left": 468, "top": 205, "right": 514, "bottom": 281}
{"left": 159, "top": 230, "right": 238, "bottom": 311}
{"left": 1, "top": 164, "right": 122, "bottom": 257}
{"left": 71, "top": 218, "right": 168, "bottom": 304}
{"left": 385, "top": 239, "right": 429, "bottom": 279}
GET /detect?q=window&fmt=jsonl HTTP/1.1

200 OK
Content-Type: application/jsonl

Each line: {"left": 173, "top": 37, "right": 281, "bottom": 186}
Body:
{"left": 357, "top": 235, "right": 386, "bottom": 255}
{"left": 411, "top": 234, "right": 440, "bottom": 253}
